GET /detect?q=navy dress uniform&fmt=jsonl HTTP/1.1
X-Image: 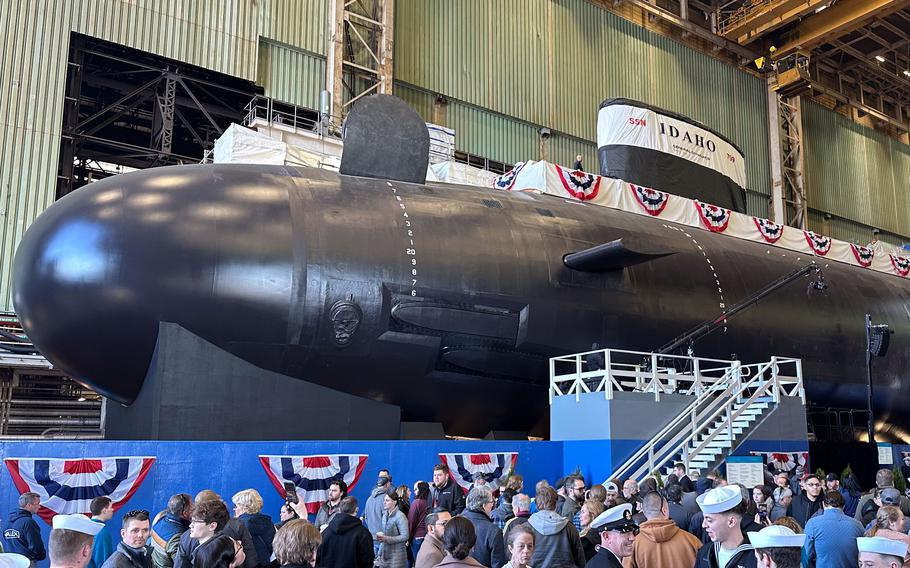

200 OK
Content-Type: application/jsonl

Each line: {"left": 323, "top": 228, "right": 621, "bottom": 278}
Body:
{"left": 857, "top": 536, "right": 909, "bottom": 568}
{"left": 585, "top": 504, "right": 639, "bottom": 568}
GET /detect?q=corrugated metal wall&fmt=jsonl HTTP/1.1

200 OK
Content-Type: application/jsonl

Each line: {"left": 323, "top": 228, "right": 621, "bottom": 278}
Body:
{"left": 803, "top": 100, "right": 910, "bottom": 243}
{"left": 394, "top": 0, "right": 771, "bottom": 206}
{"left": 257, "top": 41, "right": 326, "bottom": 109}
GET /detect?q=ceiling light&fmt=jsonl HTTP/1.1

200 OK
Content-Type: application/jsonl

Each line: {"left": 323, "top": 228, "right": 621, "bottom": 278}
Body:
{"left": 904, "top": 70, "right": 910, "bottom": 77}
{"left": 875, "top": 55, "right": 886, "bottom": 63}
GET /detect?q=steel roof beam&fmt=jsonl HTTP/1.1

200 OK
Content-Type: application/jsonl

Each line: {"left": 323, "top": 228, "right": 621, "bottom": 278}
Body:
{"left": 718, "top": 0, "right": 829, "bottom": 45}
{"left": 773, "top": 0, "right": 910, "bottom": 59}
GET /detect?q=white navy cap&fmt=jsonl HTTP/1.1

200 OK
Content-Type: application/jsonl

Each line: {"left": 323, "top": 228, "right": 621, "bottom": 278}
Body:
{"left": 0, "top": 554, "right": 31, "bottom": 568}
{"left": 857, "top": 537, "right": 909, "bottom": 559}
{"left": 748, "top": 525, "right": 806, "bottom": 549}
{"left": 696, "top": 485, "right": 742, "bottom": 514}
{"left": 590, "top": 503, "right": 636, "bottom": 532}
{"left": 52, "top": 514, "right": 104, "bottom": 536}
{"left": 605, "top": 482, "right": 619, "bottom": 492}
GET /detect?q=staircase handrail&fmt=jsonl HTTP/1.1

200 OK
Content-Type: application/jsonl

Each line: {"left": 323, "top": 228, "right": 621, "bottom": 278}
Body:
{"left": 609, "top": 356, "right": 804, "bottom": 483}
{"left": 608, "top": 361, "right": 742, "bottom": 482}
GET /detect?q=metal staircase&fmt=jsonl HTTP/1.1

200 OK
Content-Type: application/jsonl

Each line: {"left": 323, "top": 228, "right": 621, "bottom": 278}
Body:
{"left": 549, "top": 348, "right": 805, "bottom": 483}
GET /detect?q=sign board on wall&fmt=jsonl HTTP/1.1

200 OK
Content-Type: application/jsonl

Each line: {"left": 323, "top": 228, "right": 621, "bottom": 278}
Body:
{"left": 726, "top": 455, "right": 765, "bottom": 488}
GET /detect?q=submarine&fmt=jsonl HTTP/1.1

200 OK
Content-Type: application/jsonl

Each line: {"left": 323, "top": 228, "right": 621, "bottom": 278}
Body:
{"left": 11, "top": 96, "right": 910, "bottom": 438}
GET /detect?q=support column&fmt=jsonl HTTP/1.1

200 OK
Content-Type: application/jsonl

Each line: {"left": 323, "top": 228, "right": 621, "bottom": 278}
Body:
{"left": 769, "top": 87, "right": 807, "bottom": 229}
{"left": 767, "top": 81, "right": 785, "bottom": 224}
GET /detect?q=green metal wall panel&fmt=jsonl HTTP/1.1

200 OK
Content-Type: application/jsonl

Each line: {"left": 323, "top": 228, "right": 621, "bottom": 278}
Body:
{"left": 258, "top": 41, "right": 326, "bottom": 109}
{"left": 803, "top": 100, "right": 910, "bottom": 239}
{"left": 257, "top": 0, "right": 327, "bottom": 56}
{"left": 395, "top": 0, "right": 770, "bottom": 201}
{"left": 447, "top": 102, "right": 539, "bottom": 166}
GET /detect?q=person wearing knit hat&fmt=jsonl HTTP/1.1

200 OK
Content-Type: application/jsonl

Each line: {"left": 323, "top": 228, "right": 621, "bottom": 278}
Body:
{"left": 748, "top": 525, "right": 805, "bottom": 568}
{"left": 585, "top": 504, "right": 638, "bottom": 568}
{"left": 857, "top": 536, "right": 908, "bottom": 568}
{"left": 694, "top": 485, "right": 756, "bottom": 568}
{"left": 50, "top": 514, "right": 105, "bottom": 568}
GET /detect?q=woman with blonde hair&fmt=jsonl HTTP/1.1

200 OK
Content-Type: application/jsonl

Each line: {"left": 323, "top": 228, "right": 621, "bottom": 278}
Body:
{"left": 866, "top": 505, "right": 910, "bottom": 565}
{"left": 273, "top": 519, "right": 321, "bottom": 568}
{"left": 232, "top": 489, "right": 275, "bottom": 565}
{"left": 578, "top": 498, "right": 606, "bottom": 562}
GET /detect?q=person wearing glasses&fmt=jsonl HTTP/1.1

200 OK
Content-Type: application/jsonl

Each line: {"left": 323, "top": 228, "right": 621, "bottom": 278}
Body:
{"left": 786, "top": 474, "right": 822, "bottom": 528}
{"left": 99, "top": 510, "right": 152, "bottom": 568}
{"left": 622, "top": 491, "right": 700, "bottom": 568}
{"left": 186, "top": 501, "right": 244, "bottom": 568}
{"left": 584, "top": 503, "right": 639, "bottom": 568}
{"left": 694, "top": 486, "right": 757, "bottom": 568}
{"left": 414, "top": 508, "right": 451, "bottom": 568}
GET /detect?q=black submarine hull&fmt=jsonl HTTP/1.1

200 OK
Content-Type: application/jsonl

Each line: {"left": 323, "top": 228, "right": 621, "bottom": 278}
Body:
{"left": 12, "top": 164, "right": 910, "bottom": 437}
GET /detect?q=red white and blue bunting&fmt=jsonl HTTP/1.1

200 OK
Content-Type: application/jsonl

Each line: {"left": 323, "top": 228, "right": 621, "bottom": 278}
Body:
{"left": 754, "top": 218, "right": 784, "bottom": 244}
{"left": 891, "top": 255, "right": 910, "bottom": 277}
{"left": 850, "top": 244, "right": 874, "bottom": 268}
{"left": 5, "top": 457, "right": 155, "bottom": 524}
{"left": 694, "top": 201, "right": 731, "bottom": 233}
{"left": 259, "top": 455, "right": 369, "bottom": 515}
{"left": 554, "top": 165, "right": 600, "bottom": 201}
{"left": 804, "top": 231, "right": 832, "bottom": 256}
{"left": 631, "top": 184, "right": 670, "bottom": 216}
{"left": 489, "top": 159, "right": 910, "bottom": 280}
{"left": 749, "top": 451, "right": 809, "bottom": 473}
{"left": 492, "top": 162, "right": 525, "bottom": 191}
{"left": 438, "top": 452, "right": 518, "bottom": 494}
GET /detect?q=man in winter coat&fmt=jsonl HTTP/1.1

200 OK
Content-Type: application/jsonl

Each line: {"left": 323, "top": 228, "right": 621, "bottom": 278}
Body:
{"left": 100, "top": 510, "right": 152, "bottom": 568}
{"left": 314, "top": 480, "right": 347, "bottom": 531}
{"left": 88, "top": 497, "right": 115, "bottom": 568}
{"left": 503, "top": 494, "right": 532, "bottom": 544}
{"left": 461, "top": 486, "right": 506, "bottom": 568}
{"left": 414, "top": 508, "right": 451, "bottom": 568}
{"left": 150, "top": 494, "right": 192, "bottom": 568}
{"left": 430, "top": 465, "right": 466, "bottom": 516}
{"left": 364, "top": 469, "right": 393, "bottom": 554}
{"left": 854, "top": 469, "right": 910, "bottom": 523}
{"left": 584, "top": 503, "right": 638, "bottom": 568}
{"left": 786, "top": 474, "right": 822, "bottom": 528}
{"left": 317, "top": 496, "right": 374, "bottom": 568}
{"left": 624, "top": 491, "right": 700, "bottom": 568}
{"left": 527, "top": 486, "right": 585, "bottom": 568}
{"left": 3, "top": 492, "right": 46, "bottom": 566}
{"left": 694, "top": 485, "right": 757, "bottom": 568}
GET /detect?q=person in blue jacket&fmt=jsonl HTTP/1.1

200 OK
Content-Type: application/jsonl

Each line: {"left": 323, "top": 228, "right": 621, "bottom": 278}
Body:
{"left": 3, "top": 492, "right": 46, "bottom": 566}
{"left": 88, "top": 496, "right": 115, "bottom": 568}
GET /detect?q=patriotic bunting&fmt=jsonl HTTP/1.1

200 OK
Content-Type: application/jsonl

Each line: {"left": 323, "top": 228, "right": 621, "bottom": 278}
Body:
{"left": 891, "top": 255, "right": 910, "bottom": 277}
{"left": 554, "top": 165, "right": 600, "bottom": 201}
{"left": 804, "top": 231, "right": 832, "bottom": 256}
{"left": 694, "top": 201, "right": 731, "bottom": 233}
{"left": 749, "top": 451, "right": 809, "bottom": 473}
{"left": 631, "top": 184, "right": 669, "bottom": 216}
{"left": 4, "top": 457, "right": 155, "bottom": 524}
{"left": 259, "top": 455, "right": 368, "bottom": 515}
{"left": 850, "top": 244, "right": 874, "bottom": 268}
{"left": 438, "top": 452, "right": 518, "bottom": 494}
{"left": 492, "top": 162, "right": 525, "bottom": 191}
{"left": 754, "top": 218, "right": 784, "bottom": 244}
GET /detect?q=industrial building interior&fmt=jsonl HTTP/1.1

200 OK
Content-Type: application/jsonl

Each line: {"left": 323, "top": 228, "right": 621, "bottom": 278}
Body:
{"left": 2, "top": 0, "right": 910, "bottom": 442}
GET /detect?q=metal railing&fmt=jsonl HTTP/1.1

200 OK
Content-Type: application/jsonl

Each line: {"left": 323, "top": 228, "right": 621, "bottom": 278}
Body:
{"left": 605, "top": 355, "right": 804, "bottom": 483}
{"left": 549, "top": 348, "right": 802, "bottom": 403}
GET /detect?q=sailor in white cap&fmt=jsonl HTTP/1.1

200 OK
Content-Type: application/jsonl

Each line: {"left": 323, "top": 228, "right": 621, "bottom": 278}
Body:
{"left": 49, "top": 514, "right": 105, "bottom": 568}
{"left": 585, "top": 503, "right": 638, "bottom": 568}
{"left": 747, "top": 525, "right": 805, "bottom": 568}
{"left": 857, "top": 536, "right": 909, "bottom": 568}
{"left": 695, "top": 485, "right": 756, "bottom": 568}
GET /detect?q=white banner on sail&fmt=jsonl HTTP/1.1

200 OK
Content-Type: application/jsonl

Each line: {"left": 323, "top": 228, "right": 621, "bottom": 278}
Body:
{"left": 597, "top": 103, "right": 746, "bottom": 188}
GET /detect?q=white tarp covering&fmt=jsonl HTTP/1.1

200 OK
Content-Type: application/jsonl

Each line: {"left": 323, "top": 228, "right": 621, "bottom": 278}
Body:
{"left": 428, "top": 123, "right": 456, "bottom": 164}
{"left": 214, "top": 123, "right": 287, "bottom": 165}
{"left": 492, "top": 160, "right": 910, "bottom": 280}
{"left": 429, "top": 161, "right": 499, "bottom": 187}
{"left": 597, "top": 102, "right": 746, "bottom": 188}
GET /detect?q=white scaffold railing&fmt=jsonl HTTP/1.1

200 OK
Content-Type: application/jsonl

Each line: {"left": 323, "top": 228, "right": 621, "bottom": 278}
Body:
{"left": 548, "top": 348, "right": 805, "bottom": 483}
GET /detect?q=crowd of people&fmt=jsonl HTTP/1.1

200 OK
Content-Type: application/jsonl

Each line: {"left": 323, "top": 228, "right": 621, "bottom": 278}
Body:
{"left": 4, "top": 460, "right": 910, "bottom": 568}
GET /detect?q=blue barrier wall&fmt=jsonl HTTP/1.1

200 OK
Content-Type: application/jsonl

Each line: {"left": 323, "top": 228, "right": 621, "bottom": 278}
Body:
{"left": 0, "top": 440, "right": 563, "bottom": 568}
